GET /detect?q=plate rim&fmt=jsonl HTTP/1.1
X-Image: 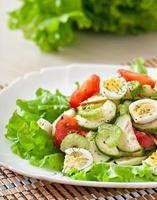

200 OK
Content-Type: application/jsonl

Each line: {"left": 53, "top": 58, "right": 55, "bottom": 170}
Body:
{"left": 1, "top": 64, "right": 157, "bottom": 188}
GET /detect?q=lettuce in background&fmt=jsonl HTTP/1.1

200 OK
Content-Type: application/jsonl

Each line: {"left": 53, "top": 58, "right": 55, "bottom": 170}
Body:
{"left": 8, "top": 0, "right": 91, "bottom": 51}
{"left": 8, "top": 0, "right": 157, "bottom": 51}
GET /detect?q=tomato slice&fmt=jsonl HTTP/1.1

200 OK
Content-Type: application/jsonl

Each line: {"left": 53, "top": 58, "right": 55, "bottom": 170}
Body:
{"left": 70, "top": 74, "right": 100, "bottom": 108}
{"left": 118, "top": 69, "right": 155, "bottom": 87}
{"left": 135, "top": 131, "right": 155, "bottom": 148}
{"left": 54, "top": 115, "right": 87, "bottom": 147}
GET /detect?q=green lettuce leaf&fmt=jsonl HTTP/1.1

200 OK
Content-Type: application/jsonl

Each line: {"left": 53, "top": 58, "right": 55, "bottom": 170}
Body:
{"left": 6, "top": 112, "right": 57, "bottom": 156}
{"left": 31, "top": 153, "right": 64, "bottom": 171}
{"left": 16, "top": 88, "right": 69, "bottom": 123}
{"left": 8, "top": 0, "right": 157, "bottom": 51}
{"left": 130, "top": 58, "right": 148, "bottom": 74}
{"left": 6, "top": 111, "right": 64, "bottom": 171}
{"left": 83, "top": 0, "right": 157, "bottom": 34}
{"left": 68, "top": 162, "right": 157, "bottom": 182}
{"left": 6, "top": 111, "right": 26, "bottom": 141}
{"left": 8, "top": 0, "right": 91, "bottom": 51}
{"left": 5, "top": 88, "right": 69, "bottom": 171}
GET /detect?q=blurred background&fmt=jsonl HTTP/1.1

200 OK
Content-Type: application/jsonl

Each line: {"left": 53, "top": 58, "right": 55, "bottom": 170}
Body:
{"left": 1, "top": 0, "right": 157, "bottom": 85}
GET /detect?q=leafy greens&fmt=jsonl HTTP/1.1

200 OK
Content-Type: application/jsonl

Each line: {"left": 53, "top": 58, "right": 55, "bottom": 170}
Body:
{"left": 8, "top": 0, "right": 91, "bottom": 51}
{"left": 130, "top": 57, "right": 148, "bottom": 75}
{"left": 16, "top": 88, "right": 69, "bottom": 123}
{"left": 68, "top": 162, "right": 157, "bottom": 182}
{"left": 8, "top": 0, "right": 157, "bottom": 51}
{"left": 6, "top": 88, "right": 70, "bottom": 171}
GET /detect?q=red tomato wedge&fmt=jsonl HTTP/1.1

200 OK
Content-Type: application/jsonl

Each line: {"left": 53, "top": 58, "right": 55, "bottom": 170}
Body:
{"left": 135, "top": 131, "right": 155, "bottom": 148}
{"left": 118, "top": 69, "right": 155, "bottom": 87}
{"left": 70, "top": 74, "right": 100, "bottom": 108}
{"left": 54, "top": 115, "right": 87, "bottom": 148}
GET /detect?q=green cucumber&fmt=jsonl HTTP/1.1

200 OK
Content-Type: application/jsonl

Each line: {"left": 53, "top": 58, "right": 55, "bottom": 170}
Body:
{"left": 95, "top": 124, "right": 122, "bottom": 157}
{"left": 119, "top": 149, "right": 144, "bottom": 157}
{"left": 89, "top": 137, "right": 110, "bottom": 163}
{"left": 114, "top": 156, "right": 147, "bottom": 166}
{"left": 96, "top": 140, "right": 119, "bottom": 157}
{"left": 118, "top": 100, "right": 132, "bottom": 116}
{"left": 116, "top": 115, "right": 142, "bottom": 152}
{"left": 76, "top": 100, "right": 116, "bottom": 130}
{"left": 75, "top": 115, "right": 105, "bottom": 130}
{"left": 78, "top": 103, "right": 104, "bottom": 119}
{"left": 133, "top": 118, "right": 157, "bottom": 134}
{"left": 98, "top": 124, "right": 123, "bottom": 147}
{"left": 80, "top": 94, "right": 107, "bottom": 105}
{"left": 60, "top": 133, "right": 90, "bottom": 152}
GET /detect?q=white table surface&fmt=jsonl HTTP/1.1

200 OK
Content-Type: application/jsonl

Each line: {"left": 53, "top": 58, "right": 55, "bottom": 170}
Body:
{"left": 1, "top": 0, "right": 157, "bottom": 85}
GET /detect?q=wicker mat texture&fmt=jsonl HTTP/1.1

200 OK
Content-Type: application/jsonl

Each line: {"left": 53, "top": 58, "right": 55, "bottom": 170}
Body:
{"left": 1, "top": 57, "right": 157, "bottom": 200}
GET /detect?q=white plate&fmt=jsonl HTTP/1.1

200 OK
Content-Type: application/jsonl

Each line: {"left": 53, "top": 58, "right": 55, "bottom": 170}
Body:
{"left": 0, "top": 64, "right": 157, "bottom": 188}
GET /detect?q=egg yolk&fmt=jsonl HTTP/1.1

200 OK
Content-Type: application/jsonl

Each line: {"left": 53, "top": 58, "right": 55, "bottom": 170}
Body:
{"left": 104, "top": 79, "right": 122, "bottom": 92}
{"left": 134, "top": 103, "right": 154, "bottom": 116}
{"left": 148, "top": 152, "right": 157, "bottom": 166}
{"left": 65, "top": 152, "right": 88, "bottom": 169}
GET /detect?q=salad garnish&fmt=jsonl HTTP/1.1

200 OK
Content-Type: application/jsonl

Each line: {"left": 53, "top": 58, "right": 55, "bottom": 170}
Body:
{"left": 5, "top": 58, "right": 157, "bottom": 182}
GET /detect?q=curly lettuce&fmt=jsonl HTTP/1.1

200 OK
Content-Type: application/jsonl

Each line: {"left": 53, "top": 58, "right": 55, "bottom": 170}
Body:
{"left": 8, "top": 0, "right": 91, "bottom": 51}
{"left": 8, "top": 0, "right": 157, "bottom": 51}
{"left": 130, "top": 57, "right": 148, "bottom": 74}
{"left": 16, "top": 88, "right": 69, "bottom": 123}
{"left": 68, "top": 162, "right": 157, "bottom": 182}
{"left": 5, "top": 88, "right": 70, "bottom": 171}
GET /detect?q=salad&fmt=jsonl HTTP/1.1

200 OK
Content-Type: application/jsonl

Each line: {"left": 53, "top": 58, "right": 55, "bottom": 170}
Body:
{"left": 5, "top": 58, "right": 157, "bottom": 182}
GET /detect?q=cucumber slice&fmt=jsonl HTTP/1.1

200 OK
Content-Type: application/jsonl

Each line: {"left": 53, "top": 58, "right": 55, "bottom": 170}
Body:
{"left": 133, "top": 118, "right": 157, "bottom": 134}
{"left": 60, "top": 133, "right": 90, "bottom": 152}
{"left": 76, "top": 100, "right": 116, "bottom": 130}
{"left": 78, "top": 103, "right": 104, "bottom": 119}
{"left": 95, "top": 139, "right": 119, "bottom": 157}
{"left": 118, "top": 100, "right": 131, "bottom": 116}
{"left": 116, "top": 115, "right": 142, "bottom": 152}
{"left": 119, "top": 149, "right": 144, "bottom": 157}
{"left": 75, "top": 115, "right": 104, "bottom": 130}
{"left": 98, "top": 124, "right": 123, "bottom": 147}
{"left": 80, "top": 94, "right": 107, "bottom": 105}
{"left": 89, "top": 138, "right": 110, "bottom": 163}
{"left": 95, "top": 124, "right": 121, "bottom": 157}
{"left": 114, "top": 156, "right": 147, "bottom": 166}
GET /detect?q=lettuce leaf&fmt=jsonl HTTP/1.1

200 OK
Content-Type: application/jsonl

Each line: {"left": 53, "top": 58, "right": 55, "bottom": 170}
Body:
{"left": 5, "top": 88, "right": 69, "bottom": 171}
{"left": 8, "top": 0, "right": 91, "bottom": 51}
{"left": 16, "top": 88, "right": 69, "bottom": 123}
{"left": 8, "top": 0, "right": 157, "bottom": 51}
{"left": 31, "top": 153, "right": 64, "bottom": 171}
{"left": 130, "top": 58, "right": 148, "bottom": 74}
{"left": 6, "top": 111, "right": 26, "bottom": 141}
{"left": 6, "top": 111, "right": 64, "bottom": 171}
{"left": 83, "top": 0, "right": 157, "bottom": 34}
{"left": 68, "top": 162, "right": 157, "bottom": 182}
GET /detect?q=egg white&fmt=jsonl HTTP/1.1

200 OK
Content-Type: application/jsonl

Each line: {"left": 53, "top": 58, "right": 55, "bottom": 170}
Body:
{"left": 144, "top": 151, "right": 157, "bottom": 175}
{"left": 63, "top": 148, "right": 93, "bottom": 173}
{"left": 129, "top": 99, "right": 157, "bottom": 124}
{"left": 103, "top": 77, "right": 127, "bottom": 100}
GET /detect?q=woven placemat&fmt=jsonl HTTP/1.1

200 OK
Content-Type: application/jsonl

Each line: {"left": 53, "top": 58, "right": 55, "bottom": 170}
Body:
{"left": 1, "top": 57, "right": 157, "bottom": 200}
